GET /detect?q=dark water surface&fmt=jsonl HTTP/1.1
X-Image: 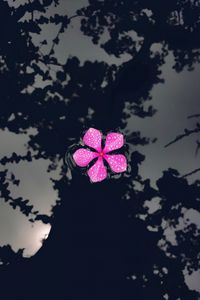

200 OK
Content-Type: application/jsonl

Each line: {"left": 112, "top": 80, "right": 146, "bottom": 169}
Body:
{"left": 0, "top": 0, "right": 200, "bottom": 299}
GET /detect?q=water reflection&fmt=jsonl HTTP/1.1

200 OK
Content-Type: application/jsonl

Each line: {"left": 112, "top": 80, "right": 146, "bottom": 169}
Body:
{"left": 0, "top": 0, "right": 200, "bottom": 298}
{"left": 0, "top": 128, "right": 60, "bottom": 256}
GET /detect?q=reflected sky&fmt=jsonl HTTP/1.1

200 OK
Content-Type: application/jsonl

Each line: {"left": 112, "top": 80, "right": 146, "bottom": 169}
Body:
{"left": 0, "top": 0, "right": 200, "bottom": 294}
{"left": 0, "top": 25, "right": 199, "bottom": 254}
{"left": 126, "top": 51, "right": 200, "bottom": 186}
{"left": 0, "top": 128, "right": 58, "bottom": 256}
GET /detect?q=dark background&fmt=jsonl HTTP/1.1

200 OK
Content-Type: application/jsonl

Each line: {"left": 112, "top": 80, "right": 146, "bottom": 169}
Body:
{"left": 0, "top": 0, "right": 199, "bottom": 299}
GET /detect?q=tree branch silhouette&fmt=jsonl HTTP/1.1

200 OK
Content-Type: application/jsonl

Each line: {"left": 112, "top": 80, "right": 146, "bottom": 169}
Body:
{"left": 165, "top": 126, "right": 200, "bottom": 147}
{"left": 188, "top": 113, "right": 200, "bottom": 119}
{"left": 182, "top": 167, "right": 200, "bottom": 178}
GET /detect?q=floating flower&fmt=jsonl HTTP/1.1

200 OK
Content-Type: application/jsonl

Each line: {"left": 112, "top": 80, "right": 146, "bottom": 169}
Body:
{"left": 72, "top": 128, "right": 127, "bottom": 183}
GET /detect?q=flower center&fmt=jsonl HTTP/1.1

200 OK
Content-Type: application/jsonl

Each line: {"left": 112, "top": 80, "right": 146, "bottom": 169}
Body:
{"left": 99, "top": 151, "right": 104, "bottom": 157}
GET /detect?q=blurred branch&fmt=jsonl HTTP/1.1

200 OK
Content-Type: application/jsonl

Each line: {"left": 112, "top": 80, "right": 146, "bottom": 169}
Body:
{"left": 165, "top": 126, "right": 200, "bottom": 148}
{"left": 188, "top": 113, "right": 200, "bottom": 119}
{"left": 195, "top": 140, "right": 200, "bottom": 156}
{"left": 182, "top": 167, "right": 200, "bottom": 178}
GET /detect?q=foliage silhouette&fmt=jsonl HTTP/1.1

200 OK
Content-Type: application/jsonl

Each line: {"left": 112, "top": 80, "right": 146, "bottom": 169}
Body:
{"left": 165, "top": 113, "right": 200, "bottom": 179}
{"left": 0, "top": 0, "right": 199, "bottom": 299}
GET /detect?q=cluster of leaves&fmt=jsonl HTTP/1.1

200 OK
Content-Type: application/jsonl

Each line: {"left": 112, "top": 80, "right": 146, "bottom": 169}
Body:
{"left": 0, "top": 245, "right": 24, "bottom": 266}
{"left": 79, "top": 0, "right": 200, "bottom": 70}
{"left": 0, "top": 169, "right": 35, "bottom": 217}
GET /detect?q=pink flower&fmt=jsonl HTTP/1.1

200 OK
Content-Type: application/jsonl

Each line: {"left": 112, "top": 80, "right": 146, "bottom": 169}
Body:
{"left": 72, "top": 128, "right": 127, "bottom": 183}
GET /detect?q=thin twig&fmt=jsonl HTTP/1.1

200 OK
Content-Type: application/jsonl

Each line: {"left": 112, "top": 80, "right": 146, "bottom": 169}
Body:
{"left": 49, "top": 24, "right": 63, "bottom": 55}
{"left": 188, "top": 114, "right": 200, "bottom": 119}
{"left": 49, "top": 14, "right": 80, "bottom": 56}
{"left": 165, "top": 127, "right": 200, "bottom": 148}
{"left": 181, "top": 167, "right": 200, "bottom": 178}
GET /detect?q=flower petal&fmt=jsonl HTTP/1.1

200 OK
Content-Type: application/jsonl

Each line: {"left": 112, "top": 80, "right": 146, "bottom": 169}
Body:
{"left": 104, "top": 154, "right": 127, "bottom": 173}
{"left": 103, "top": 132, "right": 124, "bottom": 153}
{"left": 87, "top": 157, "right": 107, "bottom": 182}
{"left": 83, "top": 128, "right": 102, "bottom": 152}
{"left": 73, "top": 149, "right": 98, "bottom": 167}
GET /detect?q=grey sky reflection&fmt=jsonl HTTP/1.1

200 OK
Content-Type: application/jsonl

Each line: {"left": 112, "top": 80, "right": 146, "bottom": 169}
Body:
{"left": 0, "top": 0, "right": 200, "bottom": 293}
{"left": 126, "top": 51, "right": 200, "bottom": 186}
{"left": 0, "top": 128, "right": 57, "bottom": 256}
